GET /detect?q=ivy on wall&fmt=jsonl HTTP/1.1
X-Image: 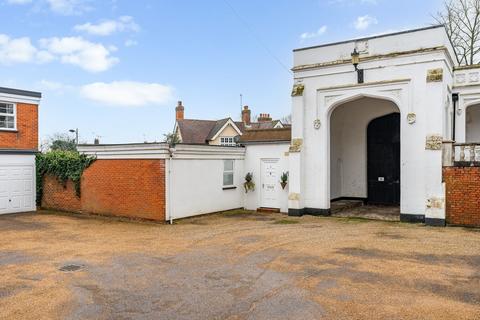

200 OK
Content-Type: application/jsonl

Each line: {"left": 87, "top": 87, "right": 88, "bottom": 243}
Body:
{"left": 36, "top": 151, "right": 95, "bottom": 205}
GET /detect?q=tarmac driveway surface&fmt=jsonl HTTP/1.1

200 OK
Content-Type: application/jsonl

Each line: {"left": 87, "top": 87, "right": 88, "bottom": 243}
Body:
{"left": 0, "top": 210, "right": 479, "bottom": 320}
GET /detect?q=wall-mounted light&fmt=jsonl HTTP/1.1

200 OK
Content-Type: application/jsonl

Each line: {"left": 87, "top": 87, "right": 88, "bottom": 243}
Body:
{"left": 351, "top": 48, "right": 364, "bottom": 84}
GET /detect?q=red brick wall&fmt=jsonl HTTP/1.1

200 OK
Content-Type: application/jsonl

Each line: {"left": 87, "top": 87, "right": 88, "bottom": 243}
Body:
{"left": 41, "top": 159, "right": 166, "bottom": 221}
{"left": 41, "top": 175, "right": 82, "bottom": 213}
{"left": 444, "top": 167, "right": 480, "bottom": 227}
{"left": 0, "top": 103, "right": 38, "bottom": 150}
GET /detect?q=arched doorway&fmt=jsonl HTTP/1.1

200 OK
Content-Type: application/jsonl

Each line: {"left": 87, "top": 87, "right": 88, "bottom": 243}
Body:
{"left": 329, "top": 96, "right": 401, "bottom": 215}
{"left": 466, "top": 103, "right": 480, "bottom": 143}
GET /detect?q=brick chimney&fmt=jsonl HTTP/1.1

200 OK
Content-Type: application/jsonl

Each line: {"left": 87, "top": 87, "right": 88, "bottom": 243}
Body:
{"left": 242, "top": 105, "right": 251, "bottom": 125}
{"left": 175, "top": 101, "right": 184, "bottom": 120}
{"left": 257, "top": 113, "right": 272, "bottom": 122}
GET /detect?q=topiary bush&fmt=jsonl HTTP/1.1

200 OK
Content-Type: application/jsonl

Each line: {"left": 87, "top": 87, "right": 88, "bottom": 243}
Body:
{"left": 36, "top": 150, "right": 95, "bottom": 205}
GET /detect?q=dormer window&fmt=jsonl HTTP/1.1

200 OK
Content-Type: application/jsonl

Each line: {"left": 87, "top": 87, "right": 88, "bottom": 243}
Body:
{"left": 0, "top": 103, "right": 15, "bottom": 130}
{"left": 220, "top": 137, "right": 236, "bottom": 146}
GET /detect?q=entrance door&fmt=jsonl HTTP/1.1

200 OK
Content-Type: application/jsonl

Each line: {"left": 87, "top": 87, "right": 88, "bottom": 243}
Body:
{"left": 261, "top": 159, "right": 279, "bottom": 208}
{"left": 367, "top": 113, "right": 400, "bottom": 205}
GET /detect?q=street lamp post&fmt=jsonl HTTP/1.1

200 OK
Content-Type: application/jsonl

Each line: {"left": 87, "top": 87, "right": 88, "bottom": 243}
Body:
{"left": 69, "top": 128, "right": 79, "bottom": 145}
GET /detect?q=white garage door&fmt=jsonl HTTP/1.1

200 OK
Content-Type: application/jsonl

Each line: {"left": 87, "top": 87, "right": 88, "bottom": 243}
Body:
{"left": 0, "top": 164, "right": 35, "bottom": 214}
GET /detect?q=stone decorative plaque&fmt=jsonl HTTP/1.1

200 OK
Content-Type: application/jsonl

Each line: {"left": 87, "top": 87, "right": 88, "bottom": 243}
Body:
{"left": 425, "top": 134, "right": 443, "bottom": 150}
{"left": 291, "top": 83, "right": 305, "bottom": 97}
{"left": 407, "top": 112, "right": 416, "bottom": 124}
{"left": 313, "top": 119, "right": 321, "bottom": 130}
{"left": 456, "top": 74, "right": 466, "bottom": 84}
{"left": 426, "top": 68, "right": 443, "bottom": 82}
{"left": 288, "top": 193, "right": 300, "bottom": 201}
{"left": 470, "top": 72, "right": 479, "bottom": 83}
{"left": 289, "top": 138, "right": 303, "bottom": 153}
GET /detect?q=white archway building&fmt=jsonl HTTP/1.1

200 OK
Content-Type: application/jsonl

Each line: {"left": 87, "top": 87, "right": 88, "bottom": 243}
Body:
{"left": 288, "top": 25, "right": 459, "bottom": 225}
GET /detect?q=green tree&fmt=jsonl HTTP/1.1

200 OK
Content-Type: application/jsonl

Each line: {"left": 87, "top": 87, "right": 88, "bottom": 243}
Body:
{"left": 163, "top": 131, "right": 181, "bottom": 147}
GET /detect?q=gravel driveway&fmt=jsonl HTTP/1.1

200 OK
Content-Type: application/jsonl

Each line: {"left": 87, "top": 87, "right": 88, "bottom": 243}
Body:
{"left": 0, "top": 210, "right": 479, "bottom": 320}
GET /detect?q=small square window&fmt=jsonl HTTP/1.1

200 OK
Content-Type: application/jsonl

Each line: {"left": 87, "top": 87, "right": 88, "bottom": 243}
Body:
{"left": 0, "top": 103, "right": 15, "bottom": 130}
{"left": 220, "top": 137, "right": 236, "bottom": 146}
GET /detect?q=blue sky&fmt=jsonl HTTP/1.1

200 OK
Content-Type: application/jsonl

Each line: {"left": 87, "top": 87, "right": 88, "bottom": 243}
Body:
{"left": 0, "top": 0, "right": 443, "bottom": 144}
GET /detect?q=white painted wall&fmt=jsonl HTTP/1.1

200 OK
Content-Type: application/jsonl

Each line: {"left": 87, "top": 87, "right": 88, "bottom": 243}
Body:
{"left": 290, "top": 26, "right": 453, "bottom": 221}
{"left": 330, "top": 98, "right": 398, "bottom": 199}
{"left": 169, "top": 158, "right": 245, "bottom": 220}
{"left": 466, "top": 104, "right": 480, "bottom": 143}
{"left": 244, "top": 143, "right": 290, "bottom": 213}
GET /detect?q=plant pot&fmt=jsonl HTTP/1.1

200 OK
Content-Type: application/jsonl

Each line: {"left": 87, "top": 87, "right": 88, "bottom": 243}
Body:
{"left": 280, "top": 182, "right": 287, "bottom": 190}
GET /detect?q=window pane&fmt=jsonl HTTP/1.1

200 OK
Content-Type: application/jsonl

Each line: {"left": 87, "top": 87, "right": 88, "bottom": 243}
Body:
{"left": 223, "top": 172, "right": 234, "bottom": 186}
{"left": 0, "top": 115, "right": 14, "bottom": 129}
{"left": 0, "top": 104, "right": 13, "bottom": 114}
{"left": 224, "top": 160, "right": 233, "bottom": 171}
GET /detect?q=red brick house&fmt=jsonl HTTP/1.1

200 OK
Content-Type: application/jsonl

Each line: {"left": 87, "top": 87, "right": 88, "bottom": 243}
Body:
{"left": 0, "top": 87, "right": 41, "bottom": 215}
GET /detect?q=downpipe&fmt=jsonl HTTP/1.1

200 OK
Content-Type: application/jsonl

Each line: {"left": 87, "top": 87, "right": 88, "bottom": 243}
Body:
{"left": 168, "top": 146, "right": 176, "bottom": 225}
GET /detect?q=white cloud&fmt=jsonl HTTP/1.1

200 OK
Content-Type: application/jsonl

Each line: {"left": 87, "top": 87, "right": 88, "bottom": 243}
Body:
{"left": 74, "top": 16, "right": 140, "bottom": 36}
{"left": 39, "top": 36, "right": 118, "bottom": 72}
{"left": 0, "top": 34, "right": 117, "bottom": 72}
{"left": 81, "top": 81, "right": 174, "bottom": 107}
{"left": 0, "top": 34, "right": 53, "bottom": 65}
{"left": 300, "top": 26, "right": 327, "bottom": 40}
{"left": 6, "top": 0, "right": 32, "bottom": 4}
{"left": 45, "top": 0, "right": 90, "bottom": 15}
{"left": 354, "top": 15, "right": 378, "bottom": 30}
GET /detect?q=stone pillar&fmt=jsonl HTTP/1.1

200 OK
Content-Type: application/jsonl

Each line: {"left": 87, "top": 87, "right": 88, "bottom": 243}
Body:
{"left": 288, "top": 83, "right": 305, "bottom": 216}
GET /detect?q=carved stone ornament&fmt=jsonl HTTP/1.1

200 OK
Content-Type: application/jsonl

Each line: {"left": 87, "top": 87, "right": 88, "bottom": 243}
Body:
{"left": 456, "top": 73, "right": 466, "bottom": 84}
{"left": 407, "top": 112, "right": 416, "bottom": 124}
{"left": 425, "top": 134, "right": 443, "bottom": 150}
{"left": 313, "top": 119, "right": 321, "bottom": 130}
{"left": 291, "top": 83, "right": 305, "bottom": 97}
{"left": 426, "top": 68, "right": 443, "bottom": 82}
{"left": 289, "top": 138, "right": 303, "bottom": 153}
{"left": 288, "top": 193, "right": 300, "bottom": 201}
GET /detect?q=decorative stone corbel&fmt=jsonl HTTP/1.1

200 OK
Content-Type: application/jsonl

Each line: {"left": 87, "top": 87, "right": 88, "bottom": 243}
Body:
{"left": 425, "top": 134, "right": 443, "bottom": 150}
{"left": 313, "top": 119, "right": 321, "bottom": 130}
{"left": 291, "top": 83, "right": 305, "bottom": 97}
{"left": 289, "top": 138, "right": 303, "bottom": 153}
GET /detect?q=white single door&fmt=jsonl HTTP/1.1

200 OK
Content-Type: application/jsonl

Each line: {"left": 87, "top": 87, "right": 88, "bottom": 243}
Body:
{"left": 0, "top": 165, "right": 35, "bottom": 215}
{"left": 261, "top": 159, "right": 279, "bottom": 208}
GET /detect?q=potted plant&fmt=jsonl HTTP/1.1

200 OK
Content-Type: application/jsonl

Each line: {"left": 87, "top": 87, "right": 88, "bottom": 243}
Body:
{"left": 280, "top": 171, "right": 288, "bottom": 189}
{"left": 244, "top": 172, "right": 255, "bottom": 193}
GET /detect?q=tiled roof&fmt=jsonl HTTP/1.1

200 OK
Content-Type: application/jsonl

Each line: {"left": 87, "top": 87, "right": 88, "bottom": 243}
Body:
{"left": 248, "top": 120, "right": 281, "bottom": 130}
{"left": 239, "top": 127, "right": 291, "bottom": 143}
{"left": 177, "top": 118, "right": 245, "bottom": 144}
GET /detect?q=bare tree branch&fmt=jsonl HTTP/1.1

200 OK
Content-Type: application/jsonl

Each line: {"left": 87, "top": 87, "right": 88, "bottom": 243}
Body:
{"left": 435, "top": 0, "right": 480, "bottom": 65}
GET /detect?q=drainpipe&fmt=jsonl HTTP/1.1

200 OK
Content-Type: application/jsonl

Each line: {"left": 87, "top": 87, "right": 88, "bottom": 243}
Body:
{"left": 168, "top": 146, "right": 176, "bottom": 225}
{"left": 452, "top": 93, "right": 459, "bottom": 141}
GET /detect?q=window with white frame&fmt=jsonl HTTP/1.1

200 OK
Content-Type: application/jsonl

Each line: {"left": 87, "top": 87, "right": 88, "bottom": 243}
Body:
{"left": 223, "top": 160, "right": 234, "bottom": 187}
{"left": 220, "top": 137, "right": 236, "bottom": 146}
{"left": 0, "top": 103, "right": 15, "bottom": 130}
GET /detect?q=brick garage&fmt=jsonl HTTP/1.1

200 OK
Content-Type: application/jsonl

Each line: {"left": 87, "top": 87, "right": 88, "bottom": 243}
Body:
{"left": 443, "top": 167, "right": 480, "bottom": 227}
{"left": 42, "top": 159, "right": 166, "bottom": 221}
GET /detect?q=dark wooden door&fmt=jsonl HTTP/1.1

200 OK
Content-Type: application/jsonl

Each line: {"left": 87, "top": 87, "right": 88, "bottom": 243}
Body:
{"left": 367, "top": 113, "right": 400, "bottom": 205}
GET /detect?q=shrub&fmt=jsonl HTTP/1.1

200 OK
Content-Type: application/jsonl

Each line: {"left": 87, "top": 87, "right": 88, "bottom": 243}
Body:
{"left": 36, "top": 150, "right": 95, "bottom": 205}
